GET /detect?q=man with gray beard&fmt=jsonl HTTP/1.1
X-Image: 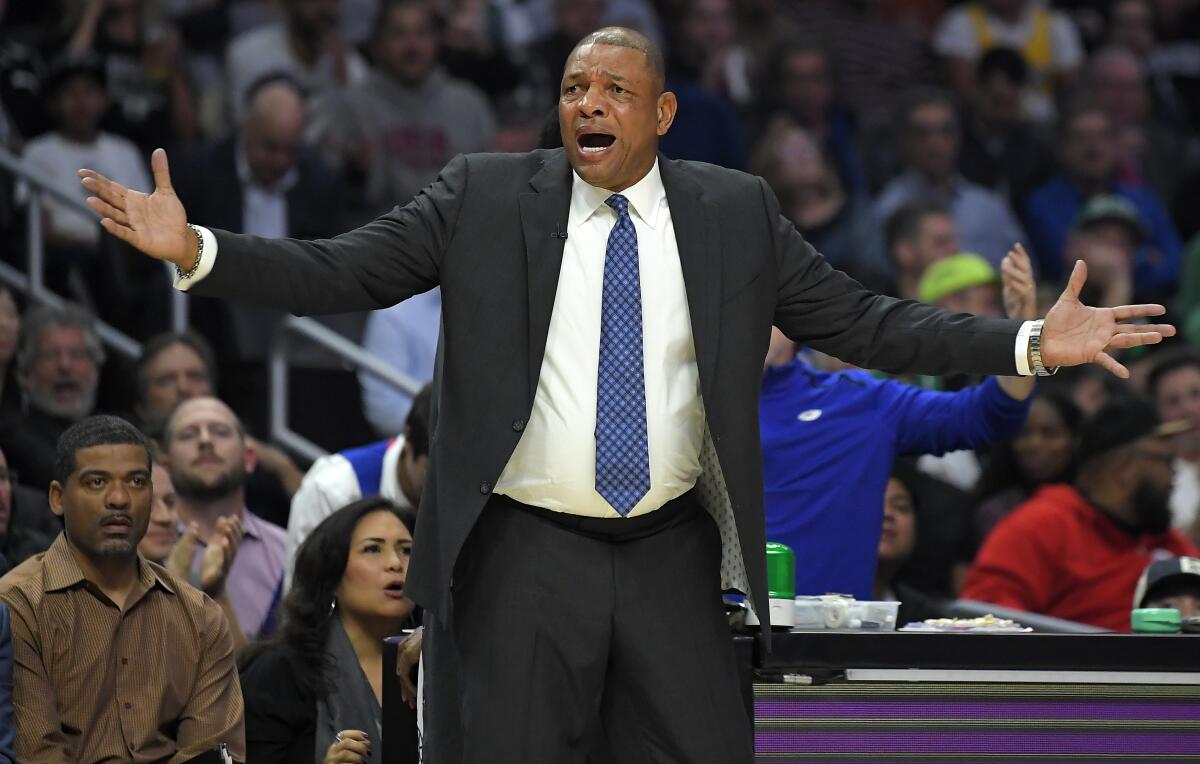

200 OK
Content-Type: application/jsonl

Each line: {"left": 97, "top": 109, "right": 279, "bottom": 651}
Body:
{"left": 163, "top": 396, "right": 287, "bottom": 639}
{"left": 0, "top": 305, "right": 103, "bottom": 492}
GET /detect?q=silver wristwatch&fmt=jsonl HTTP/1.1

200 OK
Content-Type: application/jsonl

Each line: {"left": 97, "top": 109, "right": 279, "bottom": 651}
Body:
{"left": 1028, "top": 319, "right": 1059, "bottom": 377}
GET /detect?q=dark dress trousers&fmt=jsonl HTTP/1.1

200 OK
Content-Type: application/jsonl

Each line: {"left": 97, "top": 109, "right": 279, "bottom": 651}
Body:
{"left": 189, "top": 149, "right": 1023, "bottom": 760}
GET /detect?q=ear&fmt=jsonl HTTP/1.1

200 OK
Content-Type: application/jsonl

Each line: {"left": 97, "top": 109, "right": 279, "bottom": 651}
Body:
{"left": 655, "top": 91, "right": 677, "bottom": 136}
{"left": 48, "top": 481, "right": 65, "bottom": 519}
{"left": 243, "top": 441, "right": 257, "bottom": 475}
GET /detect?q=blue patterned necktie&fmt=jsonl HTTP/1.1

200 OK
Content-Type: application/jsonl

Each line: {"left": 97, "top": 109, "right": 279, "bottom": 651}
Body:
{"left": 595, "top": 194, "right": 651, "bottom": 516}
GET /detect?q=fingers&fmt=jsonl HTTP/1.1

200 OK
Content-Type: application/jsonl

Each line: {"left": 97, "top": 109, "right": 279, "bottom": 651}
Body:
{"left": 1005, "top": 252, "right": 1033, "bottom": 282}
{"left": 1094, "top": 351, "right": 1130, "bottom": 379}
{"left": 85, "top": 196, "right": 130, "bottom": 225}
{"left": 165, "top": 522, "right": 200, "bottom": 577}
{"left": 1063, "top": 259, "right": 1087, "bottom": 300}
{"left": 327, "top": 730, "right": 370, "bottom": 763}
{"left": 1106, "top": 331, "right": 1165, "bottom": 350}
{"left": 80, "top": 170, "right": 129, "bottom": 211}
{"left": 1111, "top": 304, "right": 1168, "bottom": 321}
{"left": 99, "top": 216, "right": 139, "bottom": 245}
{"left": 223, "top": 515, "right": 244, "bottom": 555}
{"left": 338, "top": 740, "right": 369, "bottom": 757}
{"left": 1004, "top": 243, "right": 1032, "bottom": 270}
{"left": 1114, "top": 323, "right": 1176, "bottom": 337}
{"left": 399, "top": 670, "right": 417, "bottom": 709}
{"left": 151, "top": 148, "right": 174, "bottom": 192}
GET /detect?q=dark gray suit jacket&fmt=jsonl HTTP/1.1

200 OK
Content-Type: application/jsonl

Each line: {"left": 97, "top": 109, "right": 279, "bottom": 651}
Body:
{"left": 191, "top": 149, "right": 1022, "bottom": 626}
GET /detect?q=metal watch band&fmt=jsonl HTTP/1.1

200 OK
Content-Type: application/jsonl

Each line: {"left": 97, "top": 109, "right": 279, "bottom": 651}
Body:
{"left": 1029, "top": 319, "right": 1059, "bottom": 377}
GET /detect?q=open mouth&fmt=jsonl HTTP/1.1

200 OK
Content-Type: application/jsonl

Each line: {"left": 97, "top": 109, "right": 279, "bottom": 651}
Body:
{"left": 577, "top": 131, "right": 616, "bottom": 155}
{"left": 384, "top": 581, "right": 406, "bottom": 599}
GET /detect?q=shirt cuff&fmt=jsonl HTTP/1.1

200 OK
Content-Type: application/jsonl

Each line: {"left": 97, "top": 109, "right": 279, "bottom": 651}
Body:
{"left": 1014, "top": 320, "right": 1035, "bottom": 376}
{"left": 172, "top": 225, "right": 218, "bottom": 291}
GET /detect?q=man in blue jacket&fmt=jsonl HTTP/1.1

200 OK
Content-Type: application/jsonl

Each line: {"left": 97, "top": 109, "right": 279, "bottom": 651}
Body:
{"left": 762, "top": 245, "right": 1037, "bottom": 598}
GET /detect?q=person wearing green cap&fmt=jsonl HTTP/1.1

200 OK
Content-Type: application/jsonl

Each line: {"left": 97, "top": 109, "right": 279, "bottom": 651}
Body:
{"left": 917, "top": 252, "right": 1003, "bottom": 317}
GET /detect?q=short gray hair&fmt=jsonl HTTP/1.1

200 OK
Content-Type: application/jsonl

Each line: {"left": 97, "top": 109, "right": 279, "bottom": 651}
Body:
{"left": 16, "top": 304, "right": 106, "bottom": 377}
{"left": 573, "top": 26, "right": 665, "bottom": 93}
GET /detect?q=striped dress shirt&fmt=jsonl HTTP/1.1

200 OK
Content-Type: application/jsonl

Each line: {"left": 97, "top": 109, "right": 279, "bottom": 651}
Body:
{"left": 0, "top": 533, "right": 245, "bottom": 762}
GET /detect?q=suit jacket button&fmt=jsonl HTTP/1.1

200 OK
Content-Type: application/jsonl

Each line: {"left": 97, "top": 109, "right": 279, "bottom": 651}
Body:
{"left": 479, "top": 481, "right": 493, "bottom": 494}
{"left": 512, "top": 418, "right": 526, "bottom": 432}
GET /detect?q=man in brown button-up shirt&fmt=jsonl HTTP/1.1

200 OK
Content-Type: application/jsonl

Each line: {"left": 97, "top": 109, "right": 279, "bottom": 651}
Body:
{"left": 0, "top": 415, "right": 245, "bottom": 763}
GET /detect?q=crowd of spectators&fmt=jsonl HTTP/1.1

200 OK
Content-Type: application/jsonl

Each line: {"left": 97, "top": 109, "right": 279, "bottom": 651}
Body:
{"left": 0, "top": 0, "right": 1198, "bottom": 760}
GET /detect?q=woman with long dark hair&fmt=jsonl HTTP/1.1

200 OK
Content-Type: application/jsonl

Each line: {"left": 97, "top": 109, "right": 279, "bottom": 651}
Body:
{"left": 974, "top": 390, "right": 1083, "bottom": 541}
{"left": 239, "top": 496, "right": 417, "bottom": 764}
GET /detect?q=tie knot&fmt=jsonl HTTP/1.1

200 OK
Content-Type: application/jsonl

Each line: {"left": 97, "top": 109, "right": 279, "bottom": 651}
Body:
{"left": 605, "top": 194, "right": 630, "bottom": 217}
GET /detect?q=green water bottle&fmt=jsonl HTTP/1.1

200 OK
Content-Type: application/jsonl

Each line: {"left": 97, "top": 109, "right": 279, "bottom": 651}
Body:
{"left": 764, "top": 542, "right": 796, "bottom": 630}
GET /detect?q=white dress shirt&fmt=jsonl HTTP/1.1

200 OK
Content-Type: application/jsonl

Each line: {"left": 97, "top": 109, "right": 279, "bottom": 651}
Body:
{"left": 236, "top": 146, "right": 296, "bottom": 240}
{"left": 494, "top": 161, "right": 704, "bottom": 518}
{"left": 176, "top": 163, "right": 1041, "bottom": 521}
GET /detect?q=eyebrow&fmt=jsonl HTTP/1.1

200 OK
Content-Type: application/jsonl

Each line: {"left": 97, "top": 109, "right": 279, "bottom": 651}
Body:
{"left": 563, "top": 70, "right": 630, "bottom": 83}
{"left": 78, "top": 468, "right": 150, "bottom": 479}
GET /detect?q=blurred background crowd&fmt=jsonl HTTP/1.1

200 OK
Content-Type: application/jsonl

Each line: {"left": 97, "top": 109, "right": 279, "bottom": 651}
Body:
{"left": 1, "top": 0, "right": 1200, "bottom": 640}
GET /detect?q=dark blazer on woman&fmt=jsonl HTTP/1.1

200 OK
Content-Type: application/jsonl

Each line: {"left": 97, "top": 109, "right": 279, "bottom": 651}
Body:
{"left": 239, "top": 645, "right": 316, "bottom": 764}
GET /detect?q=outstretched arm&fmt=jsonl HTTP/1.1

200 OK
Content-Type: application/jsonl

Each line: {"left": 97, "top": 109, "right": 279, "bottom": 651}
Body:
{"left": 81, "top": 148, "right": 460, "bottom": 315}
{"left": 767, "top": 179, "right": 1172, "bottom": 379}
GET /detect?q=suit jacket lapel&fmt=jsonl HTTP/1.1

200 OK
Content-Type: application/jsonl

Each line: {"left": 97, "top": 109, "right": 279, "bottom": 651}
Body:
{"left": 519, "top": 150, "right": 573, "bottom": 405}
{"left": 660, "top": 157, "right": 721, "bottom": 405}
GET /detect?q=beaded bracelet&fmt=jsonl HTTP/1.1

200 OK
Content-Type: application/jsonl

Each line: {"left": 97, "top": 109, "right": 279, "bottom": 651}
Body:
{"left": 177, "top": 223, "right": 204, "bottom": 280}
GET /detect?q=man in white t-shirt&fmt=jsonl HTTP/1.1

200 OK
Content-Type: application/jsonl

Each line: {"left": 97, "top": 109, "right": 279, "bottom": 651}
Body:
{"left": 285, "top": 385, "right": 431, "bottom": 588}
{"left": 933, "top": 0, "right": 1083, "bottom": 122}
{"left": 20, "top": 57, "right": 151, "bottom": 251}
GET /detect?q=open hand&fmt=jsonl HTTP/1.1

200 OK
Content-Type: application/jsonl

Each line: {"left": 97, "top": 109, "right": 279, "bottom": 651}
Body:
{"left": 79, "top": 148, "right": 196, "bottom": 270}
{"left": 1001, "top": 243, "right": 1037, "bottom": 321}
{"left": 198, "top": 515, "right": 243, "bottom": 596}
{"left": 164, "top": 516, "right": 243, "bottom": 596}
{"left": 1041, "top": 260, "right": 1175, "bottom": 378}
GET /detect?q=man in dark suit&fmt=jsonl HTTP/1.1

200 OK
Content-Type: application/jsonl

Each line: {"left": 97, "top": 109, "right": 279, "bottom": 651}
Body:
{"left": 81, "top": 27, "right": 1172, "bottom": 764}
{"left": 172, "top": 74, "right": 375, "bottom": 452}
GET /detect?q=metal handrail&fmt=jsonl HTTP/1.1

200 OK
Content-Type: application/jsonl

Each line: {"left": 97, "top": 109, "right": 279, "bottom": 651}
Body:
{"left": 0, "top": 146, "right": 189, "bottom": 355}
{"left": 3, "top": 145, "right": 419, "bottom": 460}
{"left": 269, "top": 314, "right": 424, "bottom": 462}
